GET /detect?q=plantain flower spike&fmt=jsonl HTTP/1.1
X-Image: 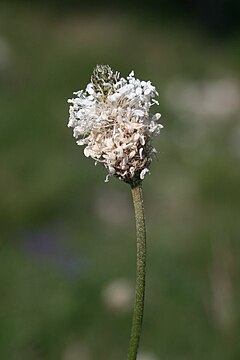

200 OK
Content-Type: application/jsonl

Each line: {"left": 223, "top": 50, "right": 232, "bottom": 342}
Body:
{"left": 68, "top": 65, "right": 163, "bottom": 186}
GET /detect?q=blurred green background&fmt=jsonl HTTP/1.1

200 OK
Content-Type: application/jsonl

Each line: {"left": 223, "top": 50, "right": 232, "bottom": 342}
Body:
{"left": 1, "top": 1, "right": 240, "bottom": 359}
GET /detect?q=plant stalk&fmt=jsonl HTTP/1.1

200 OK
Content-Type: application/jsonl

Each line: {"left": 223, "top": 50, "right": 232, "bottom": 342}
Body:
{"left": 127, "top": 184, "right": 147, "bottom": 360}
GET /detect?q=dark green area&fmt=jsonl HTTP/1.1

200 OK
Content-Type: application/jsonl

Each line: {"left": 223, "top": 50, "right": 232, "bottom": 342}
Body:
{"left": 1, "top": 3, "right": 240, "bottom": 359}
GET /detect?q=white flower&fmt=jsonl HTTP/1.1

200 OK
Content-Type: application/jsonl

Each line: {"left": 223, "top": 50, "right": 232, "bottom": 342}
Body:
{"left": 68, "top": 65, "right": 162, "bottom": 185}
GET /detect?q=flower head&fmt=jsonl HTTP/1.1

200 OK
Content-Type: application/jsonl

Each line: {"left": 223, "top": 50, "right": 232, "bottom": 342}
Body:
{"left": 68, "top": 65, "right": 162, "bottom": 186}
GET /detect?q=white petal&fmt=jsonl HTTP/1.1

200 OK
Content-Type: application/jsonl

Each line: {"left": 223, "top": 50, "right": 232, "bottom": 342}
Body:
{"left": 139, "top": 136, "right": 145, "bottom": 146}
{"left": 108, "top": 166, "right": 116, "bottom": 175}
{"left": 129, "top": 150, "right": 136, "bottom": 159}
{"left": 152, "top": 113, "right": 161, "bottom": 121}
{"left": 86, "top": 83, "right": 94, "bottom": 95}
{"left": 136, "top": 87, "right": 142, "bottom": 95}
{"left": 134, "top": 109, "right": 145, "bottom": 117}
{"left": 140, "top": 168, "right": 149, "bottom": 180}
{"left": 84, "top": 147, "right": 91, "bottom": 157}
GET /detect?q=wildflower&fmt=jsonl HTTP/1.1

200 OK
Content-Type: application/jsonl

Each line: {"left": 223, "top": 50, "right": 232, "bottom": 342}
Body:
{"left": 68, "top": 65, "right": 162, "bottom": 185}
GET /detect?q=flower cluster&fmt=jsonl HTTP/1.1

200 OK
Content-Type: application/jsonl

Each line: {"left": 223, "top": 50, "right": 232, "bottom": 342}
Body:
{"left": 68, "top": 65, "right": 162, "bottom": 185}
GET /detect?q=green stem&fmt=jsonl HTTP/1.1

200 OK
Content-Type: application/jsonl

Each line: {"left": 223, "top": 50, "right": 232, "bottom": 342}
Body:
{"left": 128, "top": 184, "right": 147, "bottom": 360}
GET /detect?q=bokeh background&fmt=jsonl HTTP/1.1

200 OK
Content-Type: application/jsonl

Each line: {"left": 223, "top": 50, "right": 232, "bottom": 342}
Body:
{"left": 1, "top": 1, "right": 240, "bottom": 359}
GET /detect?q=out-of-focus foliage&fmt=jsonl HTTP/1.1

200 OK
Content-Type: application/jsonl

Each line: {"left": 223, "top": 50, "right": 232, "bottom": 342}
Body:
{"left": 4, "top": 0, "right": 240, "bottom": 36}
{"left": 0, "top": 2, "right": 240, "bottom": 360}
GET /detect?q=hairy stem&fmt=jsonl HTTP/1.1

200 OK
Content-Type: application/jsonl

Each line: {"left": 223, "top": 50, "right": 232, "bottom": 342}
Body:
{"left": 128, "top": 184, "right": 147, "bottom": 360}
